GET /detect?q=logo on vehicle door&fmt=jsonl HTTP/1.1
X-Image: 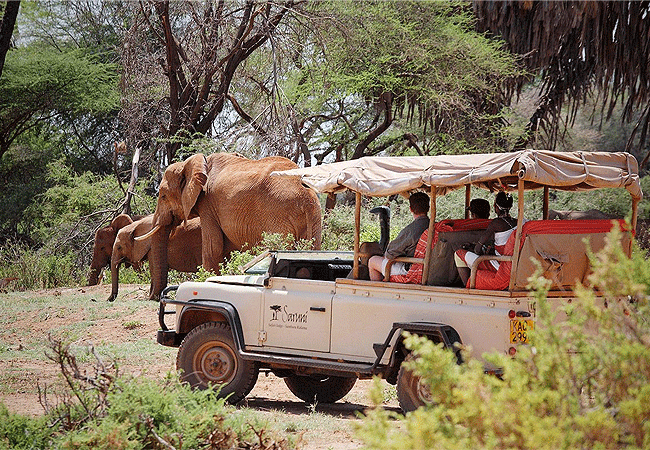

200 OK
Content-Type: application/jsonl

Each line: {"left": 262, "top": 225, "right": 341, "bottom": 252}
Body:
{"left": 269, "top": 304, "right": 308, "bottom": 329}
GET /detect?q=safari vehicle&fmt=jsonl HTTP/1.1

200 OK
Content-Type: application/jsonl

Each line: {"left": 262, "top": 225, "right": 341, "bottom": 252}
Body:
{"left": 156, "top": 150, "right": 642, "bottom": 412}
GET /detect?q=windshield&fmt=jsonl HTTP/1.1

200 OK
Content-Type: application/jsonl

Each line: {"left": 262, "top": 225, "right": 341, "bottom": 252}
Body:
{"left": 242, "top": 251, "right": 354, "bottom": 275}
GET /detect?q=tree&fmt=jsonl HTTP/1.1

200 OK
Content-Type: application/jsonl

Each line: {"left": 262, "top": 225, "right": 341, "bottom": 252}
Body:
{"left": 280, "top": 1, "right": 522, "bottom": 165}
{"left": 474, "top": 1, "right": 650, "bottom": 168}
{"left": 121, "top": 0, "right": 300, "bottom": 165}
{"left": 0, "top": 1, "right": 20, "bottom": 78}
{"left": 0, "top": 47, "right": 119, "bottom": 160}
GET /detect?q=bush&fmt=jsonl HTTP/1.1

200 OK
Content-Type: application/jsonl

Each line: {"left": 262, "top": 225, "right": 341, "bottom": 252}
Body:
{"left": 0, "top": 240, "right": 79, "bottom": 290}
{"left": 0, "top": 404, "right": 51, "bottom": 450}
{"left": 358, "top": 226, "right": 650, "bottom": 449}
{"left": 0, "top": 337, "right": 293, "bottom": 450}
{"left": 218, "top": 232, "right": 319, "bottom": 275}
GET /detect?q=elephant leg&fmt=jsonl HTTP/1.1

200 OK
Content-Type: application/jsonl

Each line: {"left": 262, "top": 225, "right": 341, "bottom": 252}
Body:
{"left": 201, "top": 220, "right": 225, "bottom": 274}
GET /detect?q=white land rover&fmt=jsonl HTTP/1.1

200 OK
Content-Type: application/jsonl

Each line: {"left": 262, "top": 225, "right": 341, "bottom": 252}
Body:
{"left": 156, "top": 151, "right": 642, "bottom": 412}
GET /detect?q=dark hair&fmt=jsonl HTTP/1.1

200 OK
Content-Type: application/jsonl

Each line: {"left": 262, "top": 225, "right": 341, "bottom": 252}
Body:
{"left": 495, "top": 191, "right": 513, "bottom": 212}
{"left": 467, "top": 198, "right": 490, "bottom": 219}
{"left": 409, "top": 192, "right": 430, "bottom": 215}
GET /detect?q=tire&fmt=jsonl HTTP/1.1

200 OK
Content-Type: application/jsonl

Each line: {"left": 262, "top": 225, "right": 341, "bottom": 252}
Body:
{"left": 396, "top": 354, "right": 434, "bottom": 413}
{"left": 284, "top": 374, "right": 357, "bottom": 404}
{"left": 176, "top": 321, "right": 258, "bottom": 404}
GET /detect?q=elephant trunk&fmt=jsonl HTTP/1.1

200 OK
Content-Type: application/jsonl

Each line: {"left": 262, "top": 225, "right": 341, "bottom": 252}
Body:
{"left": 107, "top": 255, "right": 121, "bottom": 302}
{"left": 88, "top": 266, "right": 101, "bottom": 286}
{"left": 149, "top": 226, "right": 171, "bottom": 301}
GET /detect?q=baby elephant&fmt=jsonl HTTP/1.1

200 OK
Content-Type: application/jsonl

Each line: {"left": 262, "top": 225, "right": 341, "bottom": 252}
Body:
{"left": 107, "top": 215, "right": 202, "bottom": 302}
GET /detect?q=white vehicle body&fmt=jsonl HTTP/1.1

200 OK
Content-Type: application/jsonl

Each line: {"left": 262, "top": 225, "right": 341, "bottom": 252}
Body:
{"left": 157, "top": 150, "right": 642, "bottom": 411}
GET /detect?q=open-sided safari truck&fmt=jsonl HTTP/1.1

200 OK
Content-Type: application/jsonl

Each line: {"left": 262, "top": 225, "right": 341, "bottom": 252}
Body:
{"left": 156, "top": 150, "right": 642, "bottom": 412}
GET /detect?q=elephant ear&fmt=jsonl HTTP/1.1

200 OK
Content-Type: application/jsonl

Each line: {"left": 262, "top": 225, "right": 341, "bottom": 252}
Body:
{"left": 111, "top": 214, "right": 134, "bottom": 232}
{"left": 181, "top": 154, "right": 208, "bottom": 221}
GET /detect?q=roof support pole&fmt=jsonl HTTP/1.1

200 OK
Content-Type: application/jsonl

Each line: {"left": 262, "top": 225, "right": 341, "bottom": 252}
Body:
{"left": 465, "top": 185, "right": 471, "bottom": 219}
{"left": 353, "top": 192, "right": 362, "bottom": 279}
{"left": 508, "top": 178, "right": 525, "bottom": 290}
{"left": 543, "top": 186, "right": 549, "bottom": 219}
{"left": 422, "top": 187, "right": 437, "bottom": 285}
{"left": 630, "top": 197, "right": 639, "bottom": 257}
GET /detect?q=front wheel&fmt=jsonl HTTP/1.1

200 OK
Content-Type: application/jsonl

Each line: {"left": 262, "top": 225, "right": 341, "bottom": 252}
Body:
{"left": 176, "top": 321, "right": 258, "bottom": 404}
{"left": 284, "top": 374, "right": 357, "bottom": 404}
{"left": 396, "top": 354, "right": 434, "bottom": 413}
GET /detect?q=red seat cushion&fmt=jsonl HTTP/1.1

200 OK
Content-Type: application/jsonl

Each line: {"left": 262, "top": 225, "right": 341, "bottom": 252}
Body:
{"left": 472, "top": 219, "right": 627, "bottom": 290}
{"left": 390, "top": 218, "right": 491, "bottom": 284}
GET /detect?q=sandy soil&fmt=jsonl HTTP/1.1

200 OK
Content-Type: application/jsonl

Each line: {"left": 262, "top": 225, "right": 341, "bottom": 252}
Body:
{"left": 0, "top": 284, "right": 400, "bottom": 449}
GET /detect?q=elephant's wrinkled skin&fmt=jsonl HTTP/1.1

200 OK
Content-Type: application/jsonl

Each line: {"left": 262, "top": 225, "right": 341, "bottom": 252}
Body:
{"left": 88, "top": 214, "right": 143, "bottom": 285}
{"left": 108, "top": 215, "right": 203, "bottom": 302}
{"left": 142, "top": 153, "right": 322, "bottom": 299}
{"left": 548, "top": 209, "right": 618, "bottom": 220}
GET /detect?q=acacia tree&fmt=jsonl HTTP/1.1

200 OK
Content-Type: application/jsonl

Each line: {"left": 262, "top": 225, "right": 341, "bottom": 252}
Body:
{"left": 121, "top": 0, "right": 299, "bottom": 165}
{"left": 247, "top": 1, "right": 522, "bottom": 167}
{"left": 474, "top": 1, "right": 650, "bottom": 167}
{"left": 0, "top": 47, "right": 119, "bottom": 160}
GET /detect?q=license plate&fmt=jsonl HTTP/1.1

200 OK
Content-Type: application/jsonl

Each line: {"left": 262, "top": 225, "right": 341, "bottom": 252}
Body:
{"left": 510, "top": 319, "right": 534, "bottom": 344}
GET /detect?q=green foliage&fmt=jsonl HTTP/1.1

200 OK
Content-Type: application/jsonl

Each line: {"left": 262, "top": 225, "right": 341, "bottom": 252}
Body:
{"left": 0, "top": 46, "right": 119, "bottom": 158}
{"left": 295, "top": 0, "right": 522, "bottom": 156}
{"left": 25, "top": 160, "right": 118, "bottom": 242}
{"left": 190, "top": 265, "right": 218, "bottom": 282}
{"left": 1, "top": 334, "right": 292, "bottom": 449}
{"left": 0, "top": 404, "right": 52, "bottom": 449}
{"left": 0, "top": 240, "right": 78, "bottom": 290}
{"left": 218, "top": 232, "right": 318, "bottom": 275}
{"left": 358, "top": 227, "right": 650, "bottom": 449}
{"left": 106, "top": 261, "right": 151, "bottom": 287}
{"left": 0, "top": 374, "right": 291, "bottom": 450}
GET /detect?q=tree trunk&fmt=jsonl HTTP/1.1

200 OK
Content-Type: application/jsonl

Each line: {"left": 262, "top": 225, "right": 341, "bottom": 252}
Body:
{"left": 0, "top": 1, "right": 20, "bottom": 78}
{"left": 351, "top": 92, "right": 393, "bottom": 160}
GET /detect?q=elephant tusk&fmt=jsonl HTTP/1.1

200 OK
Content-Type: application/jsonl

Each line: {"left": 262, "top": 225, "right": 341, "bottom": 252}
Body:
{"left": 134, "top": 225, "right": 160, "bottom": 241}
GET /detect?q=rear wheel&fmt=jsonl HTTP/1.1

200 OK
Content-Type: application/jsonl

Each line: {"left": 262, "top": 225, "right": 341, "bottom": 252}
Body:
{"left": 177, "top": 321, "right": 258, "bottom": 404}
{"left": 284, "top": 374, "right": 357, "bottom": 404}
{"left": 396, "top": 354, "right": 433, "bottom": 413}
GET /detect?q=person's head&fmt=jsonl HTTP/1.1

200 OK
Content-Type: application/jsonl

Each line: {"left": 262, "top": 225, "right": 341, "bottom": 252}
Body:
{"left": 409, "top": 192, "right": 430, "bottom": 216}
{"left": 494, "top": 191, "right": 513, "bottom": 214}
{"left": 467, "top": 198, "right": 490, "bottom": 219}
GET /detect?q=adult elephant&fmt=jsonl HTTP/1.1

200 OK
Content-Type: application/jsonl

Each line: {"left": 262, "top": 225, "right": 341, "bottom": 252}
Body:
{"left": 107, "top": 215, "right": 203, "bottom": 302}
{"left": 548, "top": 209, "right": 619, "bottom": 220}
{"left": 88, "top": 214, "right": 144, "bottom": 285}
{"left": 138, "top": 153, "right": 322, "bottom": 299}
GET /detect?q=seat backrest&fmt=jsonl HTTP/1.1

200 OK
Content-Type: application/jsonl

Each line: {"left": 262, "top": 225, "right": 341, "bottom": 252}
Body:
{"left": 512, "top": 219, "right": 630, "bottom": 290}
{"left": 389, "top": 218, "right": 490, "bottom": 285}
{"left": 425, "top": 219, "right": 491, "bottom": 286}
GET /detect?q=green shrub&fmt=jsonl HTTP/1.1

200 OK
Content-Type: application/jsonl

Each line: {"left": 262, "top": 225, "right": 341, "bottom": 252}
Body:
{"left": 1, "top": 337, "right": 293, "bottom": 450}
{"left": 0, "top": 240, "right": 79, "bottom": 289}
{"left": 218, "top": 232, "right": 320, "bottom": 275}
{"left": 0, "top": 404, "right": 52, "bottom": 449}
{"left": 358, "top": 226, "right": 650, "bottom": 449}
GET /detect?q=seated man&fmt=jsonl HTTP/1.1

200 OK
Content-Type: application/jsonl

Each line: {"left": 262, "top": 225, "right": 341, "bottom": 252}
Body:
{"left": 368, "top": 192, "right": 430, "bottom": 281}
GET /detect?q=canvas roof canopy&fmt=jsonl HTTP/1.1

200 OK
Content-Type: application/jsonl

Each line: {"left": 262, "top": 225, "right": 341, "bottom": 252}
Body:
{"left": 273, "top": 150, "right": 643, "bottom": 201}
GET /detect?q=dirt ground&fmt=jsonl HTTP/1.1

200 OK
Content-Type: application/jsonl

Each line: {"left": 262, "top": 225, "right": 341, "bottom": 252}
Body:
{"left": 0, "top": 284, "right": 400, "bottom": 449}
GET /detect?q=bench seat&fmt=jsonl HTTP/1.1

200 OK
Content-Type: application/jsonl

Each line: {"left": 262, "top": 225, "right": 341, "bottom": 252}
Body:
{"left": 388, "top": 218, "right": 490, "bottom": 285}
{"left": 469, "top": 219, "right": 631, "bottom": 291}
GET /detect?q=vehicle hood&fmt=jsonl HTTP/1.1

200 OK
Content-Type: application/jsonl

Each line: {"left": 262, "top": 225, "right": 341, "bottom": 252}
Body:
{"left": 205, "top": 274, "right": 266, "bottom": 286}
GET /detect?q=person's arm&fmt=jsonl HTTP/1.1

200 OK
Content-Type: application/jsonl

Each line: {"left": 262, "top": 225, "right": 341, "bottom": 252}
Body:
{"left": 474, "top": 221, "right": 496, "bottom": 254}
{"left": 384, "top": 228, "right": 411, "bottom": 259}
